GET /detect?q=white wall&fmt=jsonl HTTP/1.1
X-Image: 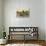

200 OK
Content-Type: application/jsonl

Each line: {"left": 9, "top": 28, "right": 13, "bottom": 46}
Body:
{"left": 45, "top": 0, "right": 46, "bottom": 40}
{"left": 4, "top": 0, "right": 45, "bottom": 40}
{"left": 0, "top": 0, "right": 3, "bottom": 38}
{"left": 0, "top": 0, "right": 2, "bottom": 27}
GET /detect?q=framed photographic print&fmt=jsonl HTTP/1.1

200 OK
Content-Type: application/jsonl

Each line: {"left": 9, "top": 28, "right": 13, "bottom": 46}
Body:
{"left": 16, "top": 8, "right": 30, "bottom": 17}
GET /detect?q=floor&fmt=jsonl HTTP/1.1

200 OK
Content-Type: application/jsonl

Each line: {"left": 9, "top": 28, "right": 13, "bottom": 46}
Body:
{"left": 0, "top": 40, "right": 46, "bottom": 46}
{"left": 0, "top": 44, "right": 42, "bottom": 46}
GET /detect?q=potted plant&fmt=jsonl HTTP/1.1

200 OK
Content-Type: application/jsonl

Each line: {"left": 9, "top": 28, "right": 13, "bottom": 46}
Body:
{"left": 0, "top": 26, "right": 7, "bottom": 44}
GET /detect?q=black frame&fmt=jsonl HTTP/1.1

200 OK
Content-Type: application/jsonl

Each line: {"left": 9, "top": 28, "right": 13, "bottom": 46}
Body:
{"left": 9, "top": 27, "right": 38, "bottom": 40}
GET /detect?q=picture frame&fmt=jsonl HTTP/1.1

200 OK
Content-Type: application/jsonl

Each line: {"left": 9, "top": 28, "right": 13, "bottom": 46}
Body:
{"left": 16, "top": 8, "right": 30, "bottom": 17}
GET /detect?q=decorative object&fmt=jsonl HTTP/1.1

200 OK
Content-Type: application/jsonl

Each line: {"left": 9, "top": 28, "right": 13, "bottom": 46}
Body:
{"left": 0, "top": 25, "right": 7, "bottom": 44}
{"left": 16, "top": 8, "right": 30, "bottom": 17}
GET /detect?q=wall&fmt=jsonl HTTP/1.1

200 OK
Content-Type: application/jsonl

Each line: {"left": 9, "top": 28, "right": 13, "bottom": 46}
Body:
{"left": 4, "top": 0, "right": 45, "bottom": 40}
{"left": 45, "top": 0, "right": 46, "bottom": 40}
{"left": 0, "top": 0, "right": 3, "bottom": 38}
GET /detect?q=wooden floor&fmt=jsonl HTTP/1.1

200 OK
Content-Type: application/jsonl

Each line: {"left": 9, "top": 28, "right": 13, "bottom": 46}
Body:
{"left": 9, "top": 40, "right": 46, "bottom": 46}
{"left": 0, "top": 40, "right": 46, "bottom": 46}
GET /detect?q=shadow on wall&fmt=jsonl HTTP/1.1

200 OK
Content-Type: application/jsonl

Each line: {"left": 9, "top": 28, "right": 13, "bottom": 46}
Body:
{"left": 0, "top": 31, "right": 3, "bottom": 39}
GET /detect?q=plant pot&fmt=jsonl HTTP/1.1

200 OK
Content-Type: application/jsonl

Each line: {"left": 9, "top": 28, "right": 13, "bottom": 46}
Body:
{"left": 0, "top": 39, "right": 7, "bottom": 44}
